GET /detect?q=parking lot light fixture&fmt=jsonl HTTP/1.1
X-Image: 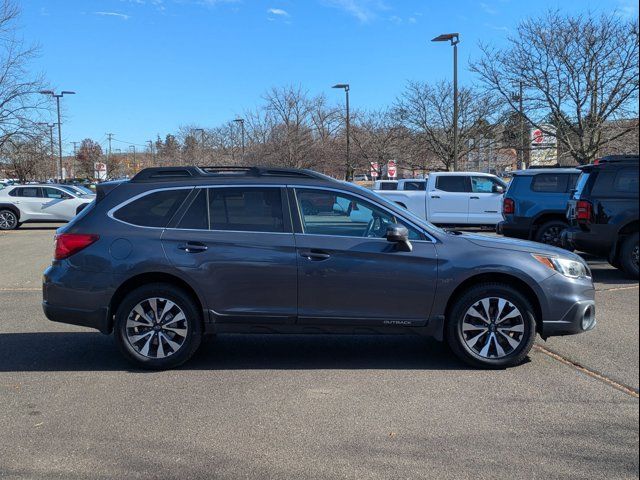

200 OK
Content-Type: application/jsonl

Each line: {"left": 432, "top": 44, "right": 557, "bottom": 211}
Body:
{"left": 332, "top": 84, "right": 351, "bottom": 181}
{"left": 431, "top": 33, "right": 460, "bottom": 172}
{"left": 39, "top": 90, "right": 76, "bottom": 180}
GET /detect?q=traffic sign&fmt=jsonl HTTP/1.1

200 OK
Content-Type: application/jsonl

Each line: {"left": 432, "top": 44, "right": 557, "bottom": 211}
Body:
{"left": 387, "top": 160, "right": 397, "bottom": 179}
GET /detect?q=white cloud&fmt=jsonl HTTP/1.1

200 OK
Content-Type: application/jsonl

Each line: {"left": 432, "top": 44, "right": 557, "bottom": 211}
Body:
{"left": 479, "top": 2, "right": 498, "bottom": 15}
{"left": 94, "top": 11, "right": 130, "bottom": 20}
{"left": 322, "top": 0, "right": 388, "bottom": 23}
{"left": 268, "top": 8, "right": 290, "bottom": 17}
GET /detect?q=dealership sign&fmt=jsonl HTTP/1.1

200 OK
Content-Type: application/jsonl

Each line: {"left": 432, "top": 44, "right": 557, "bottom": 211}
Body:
{"left": 370, "top": 162, "right": 379, "bottom": 178}
{"left": 530, "top": 125, "right": 557, "bottom": 167}
{"left": 94, "top": 162, "right": 107, "bottom": 181}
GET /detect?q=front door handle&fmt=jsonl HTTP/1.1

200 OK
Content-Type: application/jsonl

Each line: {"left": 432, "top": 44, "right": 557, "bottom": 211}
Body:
{"left": 431, "top": 195, "right": 440, "bottom": 199}
{"left": 178, "top": 241, "right": 208, "bottom": 253}
{"left": 300, "top": 250, "right": 331, "bottom": 261}
{"left": 470, "top": 196, "right": 480, "bottom": 199}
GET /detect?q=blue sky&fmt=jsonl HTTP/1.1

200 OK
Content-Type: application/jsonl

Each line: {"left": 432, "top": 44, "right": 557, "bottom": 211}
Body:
{"left": 21, "top": 0, "right": 639, "bottom": 154}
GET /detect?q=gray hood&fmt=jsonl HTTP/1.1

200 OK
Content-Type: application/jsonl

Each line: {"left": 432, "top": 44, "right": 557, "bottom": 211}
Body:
{"left": 461, "top": 233, "right": 583, "bottom": 261}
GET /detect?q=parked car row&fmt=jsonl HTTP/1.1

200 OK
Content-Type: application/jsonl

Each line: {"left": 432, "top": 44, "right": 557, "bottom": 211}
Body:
{"left": 374, "top": 172, "right": 506, "bottom": 227}
{"left": 499, "top": 155, "right": 638, "bottom": 278}
{"left": 0, "top": 184, "right": 94, "bottom": 230}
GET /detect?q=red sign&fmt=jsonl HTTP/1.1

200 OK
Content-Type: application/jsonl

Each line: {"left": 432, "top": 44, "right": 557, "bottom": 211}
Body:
{"left": 370, "top": 162, "right": 379, "bottom": 178}
{"left": 387, "top": 160, "right": 397, "bottom": 179}
{"left": 532, "top": 129, "right": 544, "bottom": 144}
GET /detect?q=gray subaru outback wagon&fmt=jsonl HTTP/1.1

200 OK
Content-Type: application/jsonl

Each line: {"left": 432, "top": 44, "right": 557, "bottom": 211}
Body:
{"left": 43, "top": 166, "right": 596, "bottom": 369}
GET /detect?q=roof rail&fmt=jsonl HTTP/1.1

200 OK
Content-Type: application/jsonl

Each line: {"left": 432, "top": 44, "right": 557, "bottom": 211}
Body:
{"left": 131, "top": 165, "right": 335, "bottom": 183}
{"left": 594, "top": 155, "right": 639, "bottom": 165}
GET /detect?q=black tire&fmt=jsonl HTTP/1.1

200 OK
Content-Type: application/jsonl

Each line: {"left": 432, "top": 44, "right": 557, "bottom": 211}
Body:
{"left": 618, "top": 233, "right": 639, "bottom": 279}
{"left": 0, "top": 209, "right": 19, "bottom": 230}
{"left": 446, "top": 283, "right": 537, "bottom": 369}
{"left": 114, "top": 283, "right": 202, "bottom": 369}
{"left": 535, "top": 220, "right": 569, "bottom": 249}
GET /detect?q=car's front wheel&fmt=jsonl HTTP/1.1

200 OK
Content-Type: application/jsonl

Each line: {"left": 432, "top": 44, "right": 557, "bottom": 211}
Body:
{"left": 114, "top": 283, "right": 202, "bottom": 369}
{"left": 0, "top": 209, "right": 19, "bottom": 230}
{"left": 446, "top": 283, "right": 537, "bottom": 368}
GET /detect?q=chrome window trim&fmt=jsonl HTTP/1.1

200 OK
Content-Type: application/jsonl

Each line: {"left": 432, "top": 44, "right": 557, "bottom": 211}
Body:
{"left": 108, "top": 183, "right": 438, "bottom": 242}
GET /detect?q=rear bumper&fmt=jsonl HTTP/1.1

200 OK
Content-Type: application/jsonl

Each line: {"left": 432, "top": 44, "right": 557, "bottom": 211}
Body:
{"left": 561, "top": 227, "right": 612, "bottom": 256}
{"left": 498, "top": 217, "right": 531, "bottom": 239}
{"left": 43, "top": 301, "right": 111, "bottom": 334}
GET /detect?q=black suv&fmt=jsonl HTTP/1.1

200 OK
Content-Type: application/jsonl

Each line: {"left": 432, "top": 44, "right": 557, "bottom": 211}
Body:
{"left": 563, "top": 155, "right": 639, "bottom": 278}
{"left": 498, "top": 168, "right": 580, "bottom": 247}
{"left": 43, "top": 166, "right": 597, "bottom": 369}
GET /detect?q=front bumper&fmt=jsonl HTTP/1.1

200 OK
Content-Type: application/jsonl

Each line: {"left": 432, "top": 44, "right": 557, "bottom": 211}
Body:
{"left": 541, "top": 300, "right": 596, "bottom": 337}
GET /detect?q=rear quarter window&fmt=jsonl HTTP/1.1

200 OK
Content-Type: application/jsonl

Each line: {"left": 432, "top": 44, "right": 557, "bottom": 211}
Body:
{"left": 114, "top": 189, "right": 190, "bottom": 227}
{"left": 531, "top": 174, "right": 569, "bottom": 193}
{"left": 613, "top": 167, "right": 639, "bottom": 196}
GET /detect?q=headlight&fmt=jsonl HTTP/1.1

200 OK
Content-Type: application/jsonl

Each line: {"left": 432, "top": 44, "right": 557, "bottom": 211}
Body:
{"left": 532, "top": 254, "right": 591, "bottom": 279}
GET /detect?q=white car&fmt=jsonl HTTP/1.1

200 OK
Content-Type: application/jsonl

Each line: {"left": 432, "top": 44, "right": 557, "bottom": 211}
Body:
{"left": 374, "top": 172, "right": 506, "bottom": 226}
{"left": 0, "top": 184, "right": 94, "bottom": 230}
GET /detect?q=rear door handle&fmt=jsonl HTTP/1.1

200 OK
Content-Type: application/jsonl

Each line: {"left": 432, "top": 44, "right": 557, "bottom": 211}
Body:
{"left": 300, "top": 250, "right": 331, "bottom": 261}
{"left": 470, "top": 196, "right": 480, "bottom": 199}
{"left": 178, "top": 241, "right": 208, "bottom": 253}
{"left": 431, "top": 195, "right": 440, "bottom": 199}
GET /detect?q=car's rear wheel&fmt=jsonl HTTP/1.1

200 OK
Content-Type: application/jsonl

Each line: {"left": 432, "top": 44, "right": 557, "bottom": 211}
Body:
{"left": 535, "top": 220, "right": 569, "bottom": 248}
{"left": 0, "top": 209, "right": 19, "bottom": 230}
{"left": 618, "top": 233, "right": 639, "bottom": 279}
{"left": 446, "top": 283, "right": 537, "bottom": 368}
{"left": 114, "top": 283, "right": 202, "bottom": 369}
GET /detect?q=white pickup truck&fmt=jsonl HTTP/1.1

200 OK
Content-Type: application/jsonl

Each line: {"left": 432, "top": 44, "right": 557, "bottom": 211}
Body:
{"left": 374, "top": 172, "right": 506, "bottom": 226}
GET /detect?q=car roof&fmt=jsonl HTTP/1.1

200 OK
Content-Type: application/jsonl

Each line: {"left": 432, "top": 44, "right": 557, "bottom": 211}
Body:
{"left": 512, "top": 168, "right": 580, "bottom": 176}
{"left": 430, "top": 171, "right": 497, "bottom": 177}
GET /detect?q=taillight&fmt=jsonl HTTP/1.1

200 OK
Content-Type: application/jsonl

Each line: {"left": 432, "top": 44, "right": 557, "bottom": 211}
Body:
{"left": 576, "top": 200, "right": 592, "bottom": 223}
{"left": 503, "top": 198, "right": 515, "bottom": 215}
{"left": 54, "top": 233, "right": 99, "bottom": 260}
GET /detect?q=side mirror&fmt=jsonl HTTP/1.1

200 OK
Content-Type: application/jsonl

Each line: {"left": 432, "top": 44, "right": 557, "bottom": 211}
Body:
{"left": 492, "top": 185, "right": 505, "bottom": 194}
{"left": 385, "top": 223, "right": 412, "bottom": 252}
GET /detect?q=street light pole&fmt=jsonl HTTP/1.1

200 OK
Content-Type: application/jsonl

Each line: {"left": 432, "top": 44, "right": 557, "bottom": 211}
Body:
{"left": 234, "top": 119, "right": 245, "bottom": 161}
{"left": 431, "top": 33, "right": 460, "bottom": 171}
{"left": 37, "top": 122, "right": 57, "bottom": 179}
{"left": 39, "top": 90, "right": 76, "bottom": 180}
{"left": 332, "top": 84, "right": 351, "bottom": 181}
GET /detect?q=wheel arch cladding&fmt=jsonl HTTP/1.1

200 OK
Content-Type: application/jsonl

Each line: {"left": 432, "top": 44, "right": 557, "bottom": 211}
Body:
{"left": 109, "top": 273, "right": 205, "bottom": 332}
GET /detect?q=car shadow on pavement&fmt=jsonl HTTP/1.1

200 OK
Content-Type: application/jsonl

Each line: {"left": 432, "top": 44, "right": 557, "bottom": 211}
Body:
{"left": 0, "top": 332, "right": 471, "bottom": 372}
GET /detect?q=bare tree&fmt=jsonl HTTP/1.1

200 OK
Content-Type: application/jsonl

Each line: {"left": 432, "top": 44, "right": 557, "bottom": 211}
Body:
{"left": 1, "top": 134, "right": 49, "bottom": 182}
{"left": 394, "top": 81, "right": 503, "bottom": 171}
{"left": 75, "top": 138, "right": 102, "bottom": 178}
{"left": 350, "top": 109, "right": 401, "bottom": 176}
{"left": 0, "top": 1, "right": 47, "bottom": 150}
{"left": 472, "top": 11, "right": 639, "bottom": 164}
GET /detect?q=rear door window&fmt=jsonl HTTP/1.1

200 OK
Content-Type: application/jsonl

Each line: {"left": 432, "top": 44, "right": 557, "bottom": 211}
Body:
{"left": 10, "top": 187, "right": 41, "bottom": 198}
{"left": 209, "top": 187, "right": 285, "bottom": 233}
{"left": 114, "top": 189, "right": 190, "bottom": 227}
{"left": 531, "top": 174, "right": 569, "bottom": 193}
{"left": 436, "top": 176, "right": 470, "bottom": 193}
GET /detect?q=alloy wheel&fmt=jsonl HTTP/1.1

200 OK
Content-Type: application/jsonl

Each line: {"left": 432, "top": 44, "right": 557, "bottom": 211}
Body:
{"left": 461, "top": 297, "right": 525, "bottom": 359}
{"left": 125, "top": 297, "right": 189, "bottom": 359}
{"left": 0, "top": 211, "right": 17, "bottom": 230}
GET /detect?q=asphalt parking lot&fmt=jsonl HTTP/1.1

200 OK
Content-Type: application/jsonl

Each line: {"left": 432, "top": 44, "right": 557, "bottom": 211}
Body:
{"left": 1, "top": 224, "right": 638, "bottom": 479}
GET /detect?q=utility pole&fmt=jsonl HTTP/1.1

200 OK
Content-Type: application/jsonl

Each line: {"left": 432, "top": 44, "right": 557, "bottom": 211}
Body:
{"left": 233, "top": 120, "right": 245, "bottom": 161}
{"left": 71, "top": 141, "right": 79, "bottom": 179}
{"left": 37, "top": 122, "right": 57, "bottom": 179}
{"left": 147, "top": 140, "right": 154, "bottom": 167}
{"left": 130, "top": 145, "right": 137, "bottom": 174}
{"left": 106, "top": 133, "right": 114, "bottom": 177}
{"left": 518, "top": 81, "right": 525, "bottom": 170}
